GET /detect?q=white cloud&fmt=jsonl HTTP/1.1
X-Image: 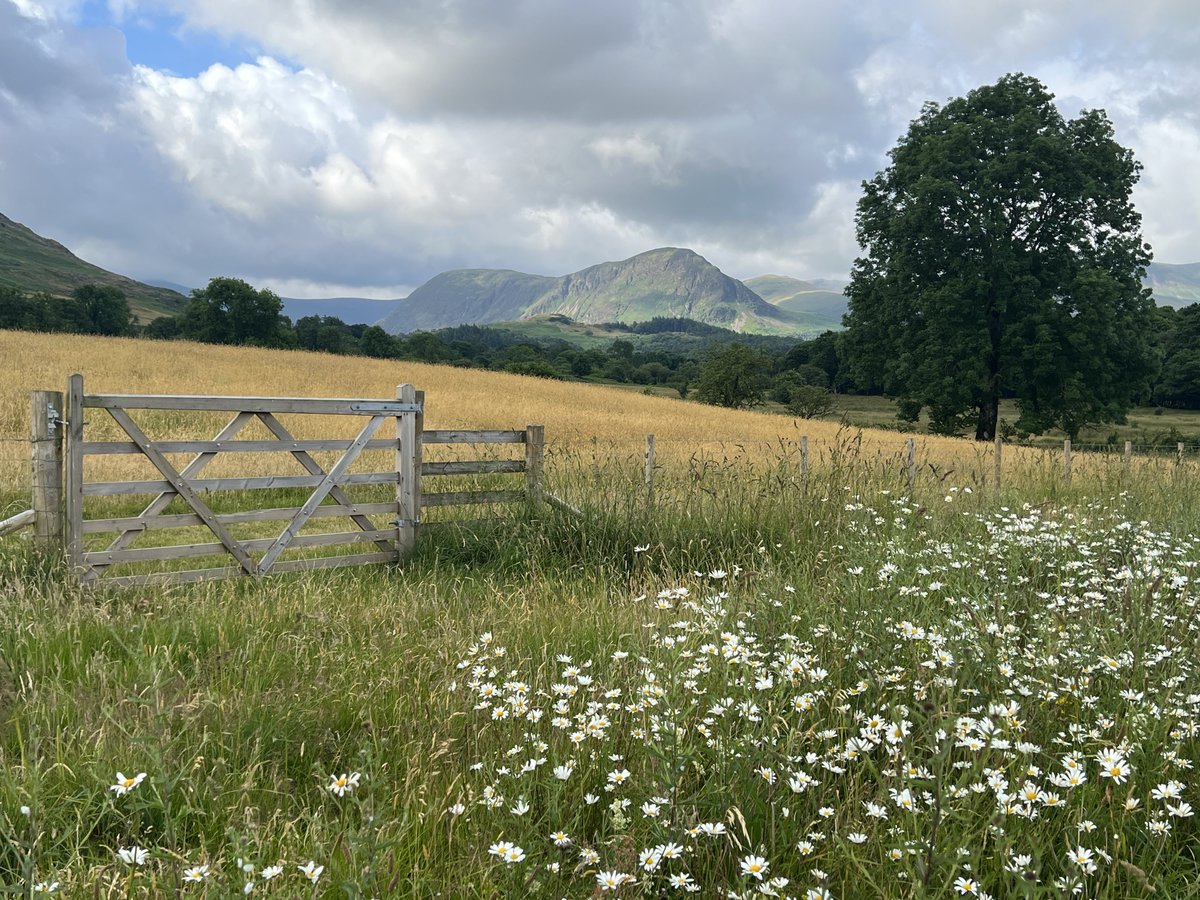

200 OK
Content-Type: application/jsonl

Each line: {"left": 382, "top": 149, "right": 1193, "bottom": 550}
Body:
{"left": 2, "top": 0, "right": 1198, "bottom": 299}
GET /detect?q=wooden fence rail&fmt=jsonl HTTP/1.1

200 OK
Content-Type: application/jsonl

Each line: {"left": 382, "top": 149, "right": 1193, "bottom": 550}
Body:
{"left": 21, "top": 375, "right": 547, "bottom": 587}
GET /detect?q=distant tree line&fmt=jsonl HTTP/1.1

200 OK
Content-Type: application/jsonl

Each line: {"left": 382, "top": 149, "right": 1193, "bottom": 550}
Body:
{"left": 0, "top": 283, "right": 135, "bottom": 336}
{"left": 4, "top": 274, "right": 1200, "bottom": 423}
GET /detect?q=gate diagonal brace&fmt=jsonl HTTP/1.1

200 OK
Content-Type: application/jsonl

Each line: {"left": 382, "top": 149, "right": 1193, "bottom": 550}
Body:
{"left": 254, "top": 412, "right": 395, "bottom": 552}
{"left": 106, "top": 407, "right": 257, "bottom": 576}
{"left": 257, "top": 414, "right": 387, "bottom": 574}
{"left": 91, "top": 410, "right": 255, "bottom": 576}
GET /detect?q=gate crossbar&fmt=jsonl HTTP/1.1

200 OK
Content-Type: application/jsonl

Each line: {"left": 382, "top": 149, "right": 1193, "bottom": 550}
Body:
{"left": 106, "top": 406, "right": 258, "bottom": 576}
{"left": 65, "top": 376, "right": 421, "bottom": 585}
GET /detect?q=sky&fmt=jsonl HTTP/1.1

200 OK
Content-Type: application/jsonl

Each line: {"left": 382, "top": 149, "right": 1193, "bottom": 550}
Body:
{"left": 1, "top": 0, "right": 1198, "bottom": 300}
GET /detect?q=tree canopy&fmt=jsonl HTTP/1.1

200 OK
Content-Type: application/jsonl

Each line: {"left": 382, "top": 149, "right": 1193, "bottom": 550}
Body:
{"left": 845, "top": 73, "right": 1156, "bottom": 440}
{"left": 694, "top": 342, "right": 770, "bottom": 409}
{"left": 181, "top": 277, "right": 290, "bottom": 347}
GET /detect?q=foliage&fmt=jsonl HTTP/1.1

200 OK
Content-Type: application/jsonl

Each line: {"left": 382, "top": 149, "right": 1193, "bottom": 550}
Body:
{"left": 1154, "top": 304, "right": 1200, "bottom": 408}
{"left": 845, "top": 73, "right": 1157, "bottom": 441}
{"left": 71, "top": 284, "right": 134, "bottom": 336}
{"left": 693, "top": 342, "right": 770, "bottom": 408}
{"left": 180, "top": 277, "right": 291, "bottom": 347}
{"left": 785, "top": 384, "right": 837, "bottom": 419}
{"left": 0, "top": 283, "right": 131, "bottom": 336}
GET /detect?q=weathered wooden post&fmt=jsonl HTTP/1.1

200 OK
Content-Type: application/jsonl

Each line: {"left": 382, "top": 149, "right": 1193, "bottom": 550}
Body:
{"left": 525, "top": 424, "right": 545, "bottom": 506}
{"left": 64, "top": 373, "right": 85, "bottom": 575}
{"left": 1123, "top": 440, "right": 1132, "bottom": 478}
{"left": 800, "top": 435, "right": 809, "bottom": 487}
{"left": 905, "top": 437, "right": 916, "bottom": 493}
{"left": 1063, "top": 439, "right": 1072, "bottom": 486}
{"left": 31, "top": 389, "right": 64, "bottom": 549}
{"left": 993, "top": 434, "right": 1002, "bottom": 492}
{"left": 396, "top": 383, "right": 422, "bottom": 556}
{"left": 644, "top": 433, "right": 656, "bottom": 507}
{"left": 1178, "top": 441, "right": 1186, "bottom": 467}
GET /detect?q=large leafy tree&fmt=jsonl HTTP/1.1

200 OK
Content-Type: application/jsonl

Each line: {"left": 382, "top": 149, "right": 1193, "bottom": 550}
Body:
{"left": 181, "top": 277, "right": 290, "bottom": 347}
{"left": 845, "top": 74, "right": 1156, "bottom": 440}
{"left": 694, "top": 342, "right": 769, "bottom": 408}
{"left": 1154, "top": 304, "right": 1200, "bottom": 408}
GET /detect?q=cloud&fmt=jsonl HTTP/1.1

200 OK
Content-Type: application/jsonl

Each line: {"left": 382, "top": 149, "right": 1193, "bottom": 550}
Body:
{"left": 1, "top": 0, "right": 1198, "bottom": 301}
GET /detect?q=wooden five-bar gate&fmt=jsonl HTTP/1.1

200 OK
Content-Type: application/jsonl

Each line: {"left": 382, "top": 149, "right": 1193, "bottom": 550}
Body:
{"left": 29, "top": 374, "right": 545, "bottom": 587}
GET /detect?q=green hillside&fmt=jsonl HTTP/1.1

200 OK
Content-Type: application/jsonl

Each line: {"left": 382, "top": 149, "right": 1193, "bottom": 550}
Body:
{"left": 379, "top": 248, "right": 811, "bottom": 336}
{"left": 0, "top": 213, "right": 186, "bottom": 319}
{"left": 743, "top": 274, "right": 848, "bottom": 330}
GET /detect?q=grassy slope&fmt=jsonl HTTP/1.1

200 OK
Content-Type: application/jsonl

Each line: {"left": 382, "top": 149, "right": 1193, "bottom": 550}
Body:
{"left": 0, "top": 214, "right": 187, "bottom": 319}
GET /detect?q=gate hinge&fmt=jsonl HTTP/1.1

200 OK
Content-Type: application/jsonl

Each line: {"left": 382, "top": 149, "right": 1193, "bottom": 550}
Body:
{"left": 394, "top": 516, "right": 422, "bottom": 527}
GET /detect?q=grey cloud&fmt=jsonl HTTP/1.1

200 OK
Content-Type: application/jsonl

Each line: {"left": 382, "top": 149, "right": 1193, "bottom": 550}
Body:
{"left": 2, "top": 0, "right": 1199, "bottom": 300}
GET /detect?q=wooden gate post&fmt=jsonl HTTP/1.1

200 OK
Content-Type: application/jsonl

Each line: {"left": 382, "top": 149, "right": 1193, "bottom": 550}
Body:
{"left": 644, "top": 434, "right": 656, "bottom": 507}
{"left": 905, "top": 437, "right": 916, "bottom": 493}
{"left": 993, "top": 434, "right": 1002, "bottom": 492}
{"left": 31, "top": 390, "right": 64, "bottom": 549}
{"left": 525, "top": 424, "right": 545, "bottom": 505}
{"left": 396, "top": 384, "right": 422, "bottom": 556}
{"left": 64, "top": 374, "right": 84, "bottom": 573}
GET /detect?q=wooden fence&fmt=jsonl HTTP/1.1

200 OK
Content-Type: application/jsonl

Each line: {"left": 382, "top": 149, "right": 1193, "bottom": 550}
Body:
{"left": 13, "top": 375, "right": 546, "bottom": 587}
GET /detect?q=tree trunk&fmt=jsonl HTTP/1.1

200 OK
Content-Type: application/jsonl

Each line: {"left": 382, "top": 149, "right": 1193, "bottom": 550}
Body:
{"left": 975, "top": 395, "right": 999, "bottom": 441}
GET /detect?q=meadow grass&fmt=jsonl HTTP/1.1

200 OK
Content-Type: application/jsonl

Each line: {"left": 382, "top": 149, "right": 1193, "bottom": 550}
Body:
{"left": 2, "top": 333, "right": 1200, "bottom": 897}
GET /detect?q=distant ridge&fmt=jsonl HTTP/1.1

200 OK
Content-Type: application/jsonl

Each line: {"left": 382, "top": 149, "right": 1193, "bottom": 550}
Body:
{"left": 379, "top": 248, "right": 812, "bottom": 336}
{"left": 742, "top": 275, "right": 848, "bottom": 331}
{"left": 0, "top": 213, "right": 186, "bottom": 318}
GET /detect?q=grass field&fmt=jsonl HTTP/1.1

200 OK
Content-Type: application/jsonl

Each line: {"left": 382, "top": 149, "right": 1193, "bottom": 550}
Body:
{"left": 2, "top": 331, "right": 1200, "bottom": 898}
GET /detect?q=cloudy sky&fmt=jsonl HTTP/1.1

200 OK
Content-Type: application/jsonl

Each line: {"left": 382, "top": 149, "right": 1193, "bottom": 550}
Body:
{"left": 2, "top": 0, "right": 1198, "bottom": 298}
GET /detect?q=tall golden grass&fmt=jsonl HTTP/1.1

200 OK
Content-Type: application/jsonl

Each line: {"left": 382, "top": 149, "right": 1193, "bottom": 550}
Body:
{"left": 0, "top": 329, "right": 1171, "bottom": 497}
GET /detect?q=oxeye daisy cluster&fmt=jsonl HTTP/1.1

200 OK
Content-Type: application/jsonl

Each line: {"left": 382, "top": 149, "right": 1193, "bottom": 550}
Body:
{"left": 442, "top": 502, "right": 1200, "bottom": 897}
{"left": 8, "top": 490, "right": 1200, "bottom": 896}
{"left": 24, "top": 768, "right": 345, "bottom": 894}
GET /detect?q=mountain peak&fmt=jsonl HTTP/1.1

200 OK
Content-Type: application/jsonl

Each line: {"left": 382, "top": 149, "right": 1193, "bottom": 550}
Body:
{"left": 380, "top": 248, "right": 808, "bottom": 335}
